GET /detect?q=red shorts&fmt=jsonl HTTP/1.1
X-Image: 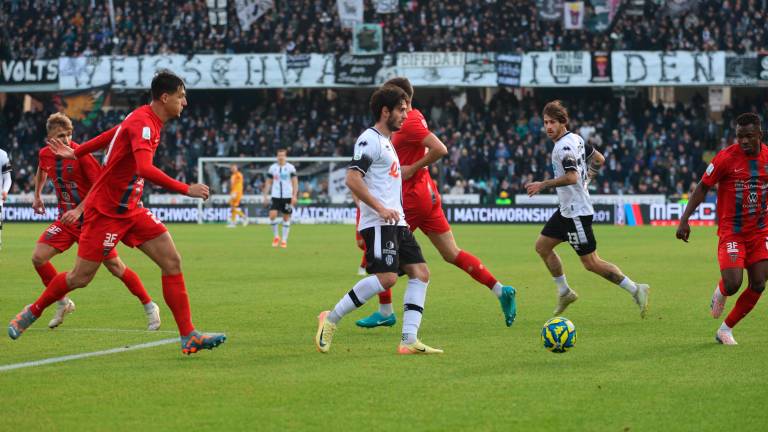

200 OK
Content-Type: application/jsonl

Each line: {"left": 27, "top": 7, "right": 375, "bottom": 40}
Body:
{"left": 77, "top": 207, "right": 168, "bottom": 262}
{"left": 717, "top": 233, "right": 768, "bottom": 270}
{"left": 403, "top": 180, "right": 450, "bottom": 234}
{"left": 38, "top": 220, "right": 118, "bottom": 259}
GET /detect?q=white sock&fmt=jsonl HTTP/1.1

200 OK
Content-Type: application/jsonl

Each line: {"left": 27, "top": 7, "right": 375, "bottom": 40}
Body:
{"left": 402, "top": 278, "right": 428, "bottom": 344}
{"left": 379, "top": 302, "right": 393, "bottom": 317}
{"left": 719, "top": 322, "right": 732, "bottom": 332}
{"left": 282, "top": 221, "right": 290, "bottom": 242}
{"left": 491, "top": 282, "right": 503, "bottom": 298}
{"left": 270, "top": 219, "right": 279, "bottom": 238}
{"left": 618, "top": 276, "right": 638, "bottom": 295}
{"left": 554, "top": 275, "right": 570, "bottom": 296}
{"left": 56, "top": 297, "right": 69, "bottom": 306}
{"left": 328, "top": 276, "right": 385, "bottom": 324}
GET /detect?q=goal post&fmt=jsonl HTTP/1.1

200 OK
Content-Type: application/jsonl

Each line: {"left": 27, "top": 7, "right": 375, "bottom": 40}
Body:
{"left": 196, "top": 156, "right": 351, "bottom": 224}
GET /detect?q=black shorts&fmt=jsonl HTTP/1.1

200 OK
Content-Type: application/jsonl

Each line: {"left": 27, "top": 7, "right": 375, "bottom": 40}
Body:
{"left": 541, "top": 209, "right": 597, "bottom": 256}
{"left": 359, "top": 225, "right": 426, "bottom": 275}
{"left": 270, "top": 198, "right": 293, "bottom": 214}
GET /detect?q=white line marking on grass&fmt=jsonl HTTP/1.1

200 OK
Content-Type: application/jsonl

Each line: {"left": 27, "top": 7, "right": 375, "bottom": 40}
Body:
{"left": 0, "top": 338, "right": 178, "bottom": 373}
{"left": 28, "top": 327, "right": 177, "bottom": 334}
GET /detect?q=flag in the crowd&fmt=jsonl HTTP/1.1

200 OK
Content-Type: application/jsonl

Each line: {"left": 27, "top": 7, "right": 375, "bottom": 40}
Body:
{"left": 337, "top": 0, "right": 363, "bottom": 29}
{"left": 564, "top": 1, "right": 585, "bottom": 30}
{"left": 537, "top": 0, "right": 563, "bottom": 21}
{"left": 52, "top": 86, "right": 109, "bottom": 127}
{"left": 374, "top": 0, "right": 397, "bottom": 14}
{"left": 235, "top": 0, "right": 274, "bottom": 30}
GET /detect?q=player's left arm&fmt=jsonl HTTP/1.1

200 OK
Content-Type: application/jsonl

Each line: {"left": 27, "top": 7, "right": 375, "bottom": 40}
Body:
{"left": 402, "top": 133, "right": 448, "bottom": 180}
{"left": 290, "top": 172, "right": 298, "bottom": 206}
{"left": 586, "top": 145, "right": 605, "bottom": 180}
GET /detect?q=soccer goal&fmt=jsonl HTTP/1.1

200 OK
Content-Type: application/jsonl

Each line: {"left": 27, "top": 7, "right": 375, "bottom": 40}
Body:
{"left": 195, "top": 156, "right": 352, "bottom": 224}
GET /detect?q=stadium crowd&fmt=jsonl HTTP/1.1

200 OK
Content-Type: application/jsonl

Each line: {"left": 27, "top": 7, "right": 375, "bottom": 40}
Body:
{"left": 1, "top": 0, "right": 766, "bottom": 60}
{"left": 3, "top": 89, "right": 766, "bottom": 203}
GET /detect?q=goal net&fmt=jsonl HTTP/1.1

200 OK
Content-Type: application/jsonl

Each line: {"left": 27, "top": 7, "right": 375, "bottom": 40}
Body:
{"left": 193, "top": 156, "right": 353, "bottom": 224}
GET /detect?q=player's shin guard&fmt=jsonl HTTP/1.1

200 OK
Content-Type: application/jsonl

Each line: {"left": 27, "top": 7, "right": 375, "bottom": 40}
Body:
{"left": 328, "top": 276, "right": 385, "bottom": 324}
{"left": 724, "top": 286, "right": 762, "bottom": 328}
{"left": 402, "top": 278, "right": 428, "bottom": 344}
{"left": 453, "top": 250, "right": 498, "bottom": 290}
{"left": 121, "top": 267, "right": 152, "bottom": 305}
{"left": 161, "top": 273, "right": 194, "bottom": 336}
{"left": 34, "top": 262, "right": 58, "bottom": 287}
{"left": 282, "top": 221, "right": 290, "bottom": 242}
{"left": 31, "top": 272, "right": 73, "bottom": 317}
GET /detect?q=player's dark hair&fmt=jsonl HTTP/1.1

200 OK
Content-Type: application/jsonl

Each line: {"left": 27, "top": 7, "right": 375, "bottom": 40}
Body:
{"left": 384, "top": 77, "right": 414, "bottom": 100}
{"left": 543, "top": 100, "right": 569, "bottom": 125}
{"left": 276, "top": 148, "right": 287, "bottom": 155}
{"left": 151, "top": 70, "right": 185, "bottom": 100}
{"left": 370, "top": 85, "right": 407, "bottom": 122}
{"left": 736, "top": 113, "right": 762, "bottom": 129}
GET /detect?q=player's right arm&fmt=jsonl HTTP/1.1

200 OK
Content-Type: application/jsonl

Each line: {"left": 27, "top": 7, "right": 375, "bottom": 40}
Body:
{"left": 262, "top": 166, "right": 273, "bottom": 207}
{"left": 676, "top": 153, "right": 724, "bottom": 242}
{"left": 32, "top": 164, "right": 47, "bottom": 214}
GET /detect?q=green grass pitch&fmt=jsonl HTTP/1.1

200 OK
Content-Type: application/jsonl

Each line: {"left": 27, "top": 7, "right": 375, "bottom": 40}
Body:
{"left": 0, "top": 222, "right": 765, "bottom": 431}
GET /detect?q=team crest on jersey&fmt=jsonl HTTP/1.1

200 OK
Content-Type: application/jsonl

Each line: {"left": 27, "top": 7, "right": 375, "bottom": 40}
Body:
{"left": 142, "top": 127, "right": 151, "bottom": 140}
{"left": 727, "top": 241, "right": 739, "bottom": 262}
{"left": 66, "top": 165, "right": 73, "bottom": 174}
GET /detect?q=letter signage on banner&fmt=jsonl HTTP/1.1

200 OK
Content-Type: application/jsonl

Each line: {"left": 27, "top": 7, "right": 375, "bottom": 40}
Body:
{"left": 759, "top": 52, "right": 768, "bottom": 87}
{"left": 611, "top": 51, "right": 725, "bottom": 86}
{"left": 520, "top": 51, "right": 592, "bottom": 86}
{"left": 496, "top": 53, "right": 522, "bottom": 87}
{"left": 724, "top": 54, "right": 758, "bottom": 86}
{"left": 396, "top": 52, "right": 497, "bottom": 87}
{"left": 335, "top": 54, "right": 383, "bottom": 85}
{"left": 58, "top": 54, "right": 336, "bottom": 90}
{"left": 0, "top": 59, "right": 59, "bottom": 91}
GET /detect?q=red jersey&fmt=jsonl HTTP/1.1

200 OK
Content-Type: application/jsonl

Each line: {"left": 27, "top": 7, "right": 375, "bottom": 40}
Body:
{"left": 392, "top": 109, "right": 433, "bottom": 194}
{"left": 702, "top": 143, "right": 768, "bottom": 237}
{"left": 38, "top": 142, "right": 101, "bottom": 218}
{"left": 76, "top": 105, "right": 188, "bottom": 218}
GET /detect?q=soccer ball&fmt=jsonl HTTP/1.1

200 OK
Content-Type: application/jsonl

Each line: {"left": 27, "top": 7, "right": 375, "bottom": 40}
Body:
{"left": 541, "top": 317, "right": 576, "bottom": 353}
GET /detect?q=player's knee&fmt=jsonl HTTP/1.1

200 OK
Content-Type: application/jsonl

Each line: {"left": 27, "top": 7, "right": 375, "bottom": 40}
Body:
{"left": 162, "top": 252, "right": 183, "bottom": 274}
{"left": 535, "top": 241, "right": 551, "bottom": 258}
{"left": 414, "top": 266, "right": 430, "bottom": 283}
{"left": 103, "top": 260, "right": 125, "bottom": 277}
{"left": 581, "top": 258, "right": 600, "bottom": 274}
{"left": 31, "top": 254, "right": 47, "bottom": 267}
{"left": 68, "top": 271, "right": 95, "bottom": 289}
{"left": 750, "top": 282, "right": 766, "bottom": 294}
{"left": 722, "top": 278, "right": 741, "bottom": 295}
{"left": 377, "top": 273, "right": 397, "bottom": 289}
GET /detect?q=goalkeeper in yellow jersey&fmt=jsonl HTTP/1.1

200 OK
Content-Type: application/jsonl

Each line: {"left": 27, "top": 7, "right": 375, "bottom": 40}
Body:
{"left": 228, "top": 164, "right": 247, "bottom": 227}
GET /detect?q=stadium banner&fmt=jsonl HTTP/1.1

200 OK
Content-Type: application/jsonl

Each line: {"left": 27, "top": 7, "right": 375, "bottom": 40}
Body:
{"left": 0, "top": 58, "right": 59, "bottom": 92}
{"left": 520, "top": 51, "right": 592, "bottom": 87}
{"left": 590, "top": 51, "right": 612, "bottom": 83}
{"left": 496, "top": 53, "right": 522, "bottom": 87}
{"left": 352, "top": 23, "right": 384, "bottom": 55}
{"left": 618, "top": 202, "right": 716, "bottom": 226}
{"left": 563, "top": 2, "right": 585, "bottom": 30}
{"left": 537, "top": 0, "right": 564, "bottom": 20}
{"left": 374, "top": 0, "right": 397, "bottom": 14}
{"left": 337, "top": 0, "right": 363, "bottom": 29}
{"left": 235, "top": 0, "right": 274, "bottom": 30}
{"left": 759, "top": 52, "right": 768, "bottom": 87}
{"left": 610, "top": 51, "right": 726, "bottom": 86}
{"left": 444, "top": 204, "right": 615, "bottom": 224}
{"left": 335, "top": 54, "right": 383, "bottom": 85}
{"left": 58, "top": 54, "right": 336, "bottom": 90}
{"left": 516, "top": 194, "right": 666, "bottom": 205}
{"left": 395, "top": 52, "right": 497, "bottom": 87}
{"left": 724, "top": 54, "right": 758, "bottom": 86}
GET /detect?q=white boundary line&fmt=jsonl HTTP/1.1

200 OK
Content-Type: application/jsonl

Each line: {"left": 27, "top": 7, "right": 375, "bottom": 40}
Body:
{"left": 0, "top": 338, "right": 178, "bottom": 372}
{"left": 28, "top": 327, "right": 177, "bottom": 334}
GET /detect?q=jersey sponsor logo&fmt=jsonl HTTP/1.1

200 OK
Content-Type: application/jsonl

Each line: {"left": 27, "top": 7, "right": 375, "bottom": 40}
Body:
{"left": 102, "top": 233, "right": 118, "bottom": 256}
{"left": 706, "top": 163, "right": 715, "bottom": 176}
{"left": 354, "top": 149, "right": 364, "bottom": 160}
{"left": 45, "top": 224, "right": 63, "bottom": 239}
{"left": 388, "top": 161, "right": 399, "bottom": 178}
{"left": 142, "top": 127, "right": 151, "bottom": 140}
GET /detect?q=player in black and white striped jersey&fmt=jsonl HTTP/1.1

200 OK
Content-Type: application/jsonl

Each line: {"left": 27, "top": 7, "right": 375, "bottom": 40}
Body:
{"left": 314, "top": 85, "right": 442, "bottom": 355}
{"left": 0, "top": 148, "right": 12, "bottom": 250}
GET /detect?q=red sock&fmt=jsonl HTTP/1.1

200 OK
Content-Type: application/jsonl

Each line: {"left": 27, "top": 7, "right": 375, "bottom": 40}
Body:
{"left": 34, "top": 262, "right": 58, "bottom": 286}
{"left": 718, "top": 279, "right": 728, "bottom": 296}
{"left": 161, "top": 273, "right": 195, "bottom": 336}
{"left": 378, "top": 288, "right": 392, "bottom": 304}
{"left": 120, "top": 268, "right": 152, "bottom": 305}
{"left": 453, "top": 250, "right": 498, "bottom": 290}
{"left": 724, "top": 286, "right": 762, "bottom": 328}
{"left": 31, "top": 272, "right": 72, "bottom": 317}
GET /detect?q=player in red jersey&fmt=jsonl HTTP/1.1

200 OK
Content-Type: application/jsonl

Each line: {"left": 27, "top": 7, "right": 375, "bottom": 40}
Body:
{"left": 355, "top": 77, "right": 517, "bottom": 328}
{"left": 9, "top": 71, "right": 226, "bottom": 355}
{"left": 677, "top": 113, "right": 768, "bottom": 345}
{"left": 30, "top": 113, "right": 160, "bottom": 330}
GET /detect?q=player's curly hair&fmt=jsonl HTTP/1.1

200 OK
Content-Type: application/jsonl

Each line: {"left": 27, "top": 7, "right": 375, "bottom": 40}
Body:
{"left": 384, "top": 77, "right": 414, "bottom": 100}
{"left": 543, "top": 100, "right": 569, "bottom": 125}
{"left": 46, "top": 112, "right": 73, "bottom": 133}
{"left": 736, "top": 113, "right": 762, "bottom": 128}
{"left": 370, "top": 85, "right": 408, "bottom": 122}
